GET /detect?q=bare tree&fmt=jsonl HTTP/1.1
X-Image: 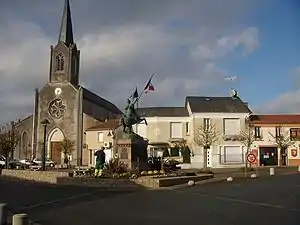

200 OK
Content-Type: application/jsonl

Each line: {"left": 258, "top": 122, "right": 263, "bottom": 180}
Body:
{"left": 59, "top": 138, "right": 75, "bottom": 167}
{"left": 0, "top": 123, "right": 19, "bottom": 168}
{"left": 194, "top": 124, "right": 220, "bottom": 172}
{"left": 269, "top": 126, "right": 294, "bottom": 166}
{"left": 239, "top": 120, "right": 256, "bottom": 176}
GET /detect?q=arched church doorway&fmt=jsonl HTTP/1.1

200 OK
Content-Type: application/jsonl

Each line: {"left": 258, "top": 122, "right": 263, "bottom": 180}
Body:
{"left": 21, "top": 132, "right": 30, "bottom": 159}
{"left": 48, "top": 128, "right": 64, "bottom": 164}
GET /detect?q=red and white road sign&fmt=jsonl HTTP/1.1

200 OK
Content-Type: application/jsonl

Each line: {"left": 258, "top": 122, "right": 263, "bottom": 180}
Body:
{"left": 247, "top": 153, "right": 256, "bottom": 164}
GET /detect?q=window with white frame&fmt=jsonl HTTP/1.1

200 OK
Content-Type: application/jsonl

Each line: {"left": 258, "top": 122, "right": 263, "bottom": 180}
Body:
{"left": 223, "top": 118, "right": 240, "bottom": 135}
{"left": 170, "top": 122, "right": 182, "bottom": 138}
{"left": 204, "top": 118, "right": 211, "bottom": 131}
{"left": 98, "top": 132, "right": 104, "bottom": 142}
{"left": 220, "top": 146, "right": 244, "bottom": 164}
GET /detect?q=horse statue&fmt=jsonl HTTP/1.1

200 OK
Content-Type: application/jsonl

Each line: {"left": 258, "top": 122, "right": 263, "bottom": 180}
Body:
{"left": 121, "top": 98, "right": 148, "bottom": 133}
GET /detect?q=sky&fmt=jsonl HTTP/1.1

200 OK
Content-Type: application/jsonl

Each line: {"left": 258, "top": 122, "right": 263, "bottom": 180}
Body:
{"left": 0, "top": 0, "right": 299, "bottom": 123}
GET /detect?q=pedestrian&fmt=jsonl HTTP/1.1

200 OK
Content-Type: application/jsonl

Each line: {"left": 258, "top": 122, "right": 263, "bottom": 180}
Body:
{"left": 94, "top": 147, "right": 106, "bottom": 177}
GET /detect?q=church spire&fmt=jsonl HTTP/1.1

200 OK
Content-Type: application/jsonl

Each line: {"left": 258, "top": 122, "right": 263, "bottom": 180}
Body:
{"left": 58, "top": 0, "right": 74, "bottom": 46}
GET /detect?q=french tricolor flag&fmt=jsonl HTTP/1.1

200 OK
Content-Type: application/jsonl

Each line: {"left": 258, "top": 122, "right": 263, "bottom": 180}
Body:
{"left": 144, "top": 74, "right": 155, "bottom": 94}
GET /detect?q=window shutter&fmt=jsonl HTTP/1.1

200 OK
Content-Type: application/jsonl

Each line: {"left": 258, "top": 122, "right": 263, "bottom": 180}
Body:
{"left": 171, "top": 123, "right": 182, "bottom": 138}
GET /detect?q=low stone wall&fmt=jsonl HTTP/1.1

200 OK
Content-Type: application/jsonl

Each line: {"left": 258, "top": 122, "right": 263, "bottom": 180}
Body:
{"left": 57, "top": 177, "right": 146, "bottom": 190}
{"left": 0, "top": 169, "right": 214, "bottom": 189}
{"left": 135, "top": 176, "right": 160, "bottom": 188}
{"left": 0, "top": 169, "right": 69, "bottom": 184}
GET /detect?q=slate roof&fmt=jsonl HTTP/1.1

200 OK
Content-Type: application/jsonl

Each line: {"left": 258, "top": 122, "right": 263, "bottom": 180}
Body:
{"left": 185, "top": 96, "right": 251, "bottom": 113}
{"left": 249, "top": 114, "right": 300, "bottom": 124}
{"left": 137, "top": 107, "right": 189, "bottom": 117}
{"left": 81, "top": 87, "right": 122, "bottom": 114}
{"left": 86, "top": 119, "right": 120, "bottom": 131}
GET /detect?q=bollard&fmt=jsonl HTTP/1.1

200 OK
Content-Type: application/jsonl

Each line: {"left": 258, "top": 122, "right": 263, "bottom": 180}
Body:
{"left": 298, "top": 166, "right": 300, "bottom": 172}
{"left": 12, "top": 213, "right": 28, "bottom": 225}
{"left": 227, "top": 177, "right": 233, "bottom": 182}
{"left": 188, "top": 180, "right": 195, "bottom": 186}
{"left": 0, "top": 203, "right": 7, "bottom": 225}
{"left": 269, "top": 167, "right": 275, "bottom": 176}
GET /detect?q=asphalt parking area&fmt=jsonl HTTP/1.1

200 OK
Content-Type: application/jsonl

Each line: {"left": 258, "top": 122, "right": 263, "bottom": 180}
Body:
{"left": 1, "top": 174, "right": 300, "bottom": 225}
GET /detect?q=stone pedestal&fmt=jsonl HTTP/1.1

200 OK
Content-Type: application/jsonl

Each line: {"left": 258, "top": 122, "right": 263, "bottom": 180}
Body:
{"left": 115, "top": 126, "right": 148, "bottom": 170}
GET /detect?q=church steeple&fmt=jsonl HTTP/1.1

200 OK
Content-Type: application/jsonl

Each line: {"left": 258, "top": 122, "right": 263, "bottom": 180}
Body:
{"left": 49, "top": 0, "right": 80, "bottom": 86}
{"left": 58, "top": 0, "right": 74, "bottom": 46}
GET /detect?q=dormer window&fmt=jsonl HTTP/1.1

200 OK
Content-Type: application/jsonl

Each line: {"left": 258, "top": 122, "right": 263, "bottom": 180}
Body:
{"left": 55, "top": 54, "right": 64, "bottom": 71}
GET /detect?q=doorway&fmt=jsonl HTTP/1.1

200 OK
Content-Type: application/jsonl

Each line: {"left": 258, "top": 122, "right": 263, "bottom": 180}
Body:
{"left": 259, "top": 147, "right": 278, "bottom": 166}
{"left": 51, "top": 142, "right": 62, "bottom": 164}
{"left": 48, "top": 128, "right": 64, "bottom": 165}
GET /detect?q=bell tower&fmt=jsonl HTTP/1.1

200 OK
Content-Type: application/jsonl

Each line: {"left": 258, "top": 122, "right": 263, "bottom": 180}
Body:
{"left": 49, "top": 0, "right": 80, "bottom": 86}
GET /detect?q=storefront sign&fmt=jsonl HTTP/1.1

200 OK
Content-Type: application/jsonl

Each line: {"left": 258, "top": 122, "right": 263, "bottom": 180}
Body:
{"left": 291, "top": 149, "right": 297, "bottom": 157}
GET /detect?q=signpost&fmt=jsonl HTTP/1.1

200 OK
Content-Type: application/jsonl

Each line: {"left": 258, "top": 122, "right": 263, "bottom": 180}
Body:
{"left": 247, "top": 150, "right": 259, "bottom": 176}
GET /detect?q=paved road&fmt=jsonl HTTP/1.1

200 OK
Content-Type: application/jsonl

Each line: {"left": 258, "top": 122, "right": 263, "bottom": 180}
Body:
{"left": 1, "top": 174, "right": 300, "bottom": 225}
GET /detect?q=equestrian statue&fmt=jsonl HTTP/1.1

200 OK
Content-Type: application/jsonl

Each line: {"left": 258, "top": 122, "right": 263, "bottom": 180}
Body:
{"left": 121, "top": 96, "right": 148, "bottom": 134}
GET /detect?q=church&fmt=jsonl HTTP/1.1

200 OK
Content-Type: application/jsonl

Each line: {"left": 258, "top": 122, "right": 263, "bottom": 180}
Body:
{"left": 13, "top": 0, "right": 122, "bottom": 166}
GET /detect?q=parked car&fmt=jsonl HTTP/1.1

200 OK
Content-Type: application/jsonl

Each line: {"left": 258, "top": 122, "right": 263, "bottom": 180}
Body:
{"left": 19, "top": 159, "right": 31, "bottom": 166}
{"left": 147, "top": 157, "right": 180, "bottom": 172}
{"left": 0, "top": 155, "right": 5, "bottom": 168}
{"left": 29, "top": 161, "right": 42, "bottom": 170}
{"left": 33, "top": 158, "right": 55, "bottom": 167}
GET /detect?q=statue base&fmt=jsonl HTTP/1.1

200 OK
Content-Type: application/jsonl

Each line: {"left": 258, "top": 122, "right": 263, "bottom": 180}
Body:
{"left": 115, "top": 126, "right": 148, "bottom": 170}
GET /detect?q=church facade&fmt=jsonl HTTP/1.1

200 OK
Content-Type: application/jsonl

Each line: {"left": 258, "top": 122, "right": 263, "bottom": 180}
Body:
{"left": 13, "top": 0, "right": 122, "bottom": 166}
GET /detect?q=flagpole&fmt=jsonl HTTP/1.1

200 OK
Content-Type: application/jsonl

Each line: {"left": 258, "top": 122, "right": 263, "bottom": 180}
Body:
{"left": 133, "top": 73, "right": 155, "bottom": 105}
{"left": 136, "top": 97, "right": 139, "bottom": 133}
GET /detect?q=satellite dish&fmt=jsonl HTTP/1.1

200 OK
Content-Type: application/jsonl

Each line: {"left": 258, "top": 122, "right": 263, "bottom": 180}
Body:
{"left": 230, "top": 88, "right": 238, "bottom": 98}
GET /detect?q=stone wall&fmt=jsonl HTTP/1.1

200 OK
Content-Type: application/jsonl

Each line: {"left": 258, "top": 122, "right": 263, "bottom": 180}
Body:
{"left": 0, "top": 169, "right": 69, "bottom": 184}
{"left": 57, "top": 177, "right": 146, "bottom": 190}
{"left": 0, "top": 169, "right": 214, "bottom": 189}
{"left": 14, "top": 115, "right": 33, "bottom": 160}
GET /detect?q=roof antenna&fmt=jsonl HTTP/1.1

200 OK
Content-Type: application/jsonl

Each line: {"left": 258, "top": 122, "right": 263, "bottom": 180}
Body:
{"left": 230, "top": 88, "right": 238, "bottom": 99}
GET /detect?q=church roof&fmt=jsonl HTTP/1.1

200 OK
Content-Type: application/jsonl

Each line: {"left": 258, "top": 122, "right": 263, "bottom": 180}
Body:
{"left": 58, "top": 0, "right": 74, "bottom": 46}
{"left": 81, "top": 87, "right": 122, "bottom": 114}
{"left": 86, "top": 119, "right": 120, "bottom": 131}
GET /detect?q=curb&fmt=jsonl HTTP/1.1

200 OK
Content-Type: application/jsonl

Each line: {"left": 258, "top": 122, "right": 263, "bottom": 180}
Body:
{"left": 166, "top": 171, "right": 300, "bottom": 189}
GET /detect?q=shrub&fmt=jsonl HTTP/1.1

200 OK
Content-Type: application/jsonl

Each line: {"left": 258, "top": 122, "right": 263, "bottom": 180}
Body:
{"left": 141, "top": 171, "right": 147, "bottom": 175}
{"left": 105, "top": 158, "right": 128, "bottom": 175}
{"left": 131, "top": 174, "right": 138, "bottom": 179}
{"left": 112, "top": 173, "right": 120, "bottom": 179}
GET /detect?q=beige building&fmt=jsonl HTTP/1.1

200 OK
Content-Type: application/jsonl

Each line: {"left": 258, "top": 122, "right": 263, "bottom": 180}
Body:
{"left": 85, "top": 120, "right": 119, "bottom": 166}
{"left": 85, "top": 96, "right": 252, "bottom": 169}
{"left": 249, "top": 115, "right": 300, "bottom": 166}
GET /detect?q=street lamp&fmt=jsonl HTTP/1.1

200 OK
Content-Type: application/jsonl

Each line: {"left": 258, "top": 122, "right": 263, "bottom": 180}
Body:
{"left": 41, "top": 119, "right": 50, "bottom": 171}
{"left": 107, "top": 129, "right": 116, "bottom": 157}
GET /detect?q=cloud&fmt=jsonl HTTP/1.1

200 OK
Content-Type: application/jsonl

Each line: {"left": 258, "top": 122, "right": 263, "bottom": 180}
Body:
{"left": 262, "top": 66, "right": 300, "bottom": 114}
{"left": 0, "top": 0, "right": 259, "bottom": 124}
{"left": 261, "top": 90, "right": 300, "bottom": 114}
{"left": 191, "top": 27, "right": 259, "bottom": 60}
{"left": 260, "top": 67, "right": 300, "bottom": 114}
